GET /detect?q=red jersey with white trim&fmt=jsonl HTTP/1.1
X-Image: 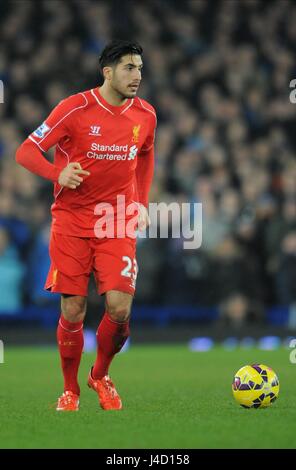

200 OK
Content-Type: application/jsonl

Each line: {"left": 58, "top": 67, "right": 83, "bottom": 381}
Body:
{"left": 28, "top": 88, "right": 157, "bottom": 237}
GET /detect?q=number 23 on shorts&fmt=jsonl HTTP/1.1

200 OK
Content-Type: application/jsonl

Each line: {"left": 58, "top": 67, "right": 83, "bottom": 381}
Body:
{"left": 121, "top": 256, "right": 138, "bottom": 289}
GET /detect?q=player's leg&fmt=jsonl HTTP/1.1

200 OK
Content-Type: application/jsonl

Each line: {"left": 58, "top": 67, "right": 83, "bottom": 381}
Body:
{"left": 92, "top": 290, "right": 132, "bottom": 379}
{"left": 44, "top": 232, "right": 92, "bottom": 410}
{"left": 56, "top": 295, "right": 87, "bottom": 411}
{"left": 57, "top": 295, "right": 87, "bottom": 394}
{"left": 88, "top": 238, "right": 136, "bottom": 409}
{"left": 88, "top": 290, "right": 132, "bottom": 410}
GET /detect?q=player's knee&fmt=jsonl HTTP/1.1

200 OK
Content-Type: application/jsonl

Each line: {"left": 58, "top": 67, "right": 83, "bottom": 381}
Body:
{"left": 61, "top": 296, "right": 87, "bottom": 323}
{"left": 106, "top": 302, "right": 131, "bottom": 322}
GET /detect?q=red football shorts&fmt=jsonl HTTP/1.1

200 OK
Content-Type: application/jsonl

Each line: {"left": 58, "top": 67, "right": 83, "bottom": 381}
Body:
{"left": 45, "top": 232, "right": 138, "bottom": 296}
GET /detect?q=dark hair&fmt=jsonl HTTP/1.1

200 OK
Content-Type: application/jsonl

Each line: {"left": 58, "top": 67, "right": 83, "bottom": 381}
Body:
{"left": 99, "top": 40, "right": 143, "bottom": 72}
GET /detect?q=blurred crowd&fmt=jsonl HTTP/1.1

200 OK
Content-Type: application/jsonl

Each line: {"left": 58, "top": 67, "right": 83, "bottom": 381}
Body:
{"left": 0, "top": 0, "right": 295, "bottom": 326}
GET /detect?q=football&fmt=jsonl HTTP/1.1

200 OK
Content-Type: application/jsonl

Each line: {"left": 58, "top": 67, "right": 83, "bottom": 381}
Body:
{"left": 232, "top": 363, "right": 280, "bottom": 408}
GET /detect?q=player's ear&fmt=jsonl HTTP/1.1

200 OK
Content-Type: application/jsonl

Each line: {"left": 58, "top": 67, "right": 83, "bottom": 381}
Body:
{"left": 102, "top": 66, "right": 113, "bottom": 81}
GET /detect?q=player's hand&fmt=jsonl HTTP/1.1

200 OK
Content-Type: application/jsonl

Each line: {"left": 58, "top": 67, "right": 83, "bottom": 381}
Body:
{"left": 137, "top": 203, "right": 151, "bottom": 231}
{"left": 58, "top": 162, "right": 90, "bottom": 189}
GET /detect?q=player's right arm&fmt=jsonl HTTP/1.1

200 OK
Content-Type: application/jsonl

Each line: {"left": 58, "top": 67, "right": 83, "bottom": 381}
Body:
{"left": 15, "top": 93, "right": 90, "bottom": 189}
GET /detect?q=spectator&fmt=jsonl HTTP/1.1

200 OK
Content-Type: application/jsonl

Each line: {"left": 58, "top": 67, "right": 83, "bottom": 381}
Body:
{"left": 0, "top": 226, "right": 24, "bottom": 313}
{"left": 218, "top": 292, "right": 265, "bottom": 329}
{"left": 275, "top": 231, "right": 296, "bottom": 306}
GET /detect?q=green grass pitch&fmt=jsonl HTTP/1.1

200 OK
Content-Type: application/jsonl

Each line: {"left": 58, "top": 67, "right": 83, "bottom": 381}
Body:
{"left": 0, "top": 344, "right": 295, "bottom": 448}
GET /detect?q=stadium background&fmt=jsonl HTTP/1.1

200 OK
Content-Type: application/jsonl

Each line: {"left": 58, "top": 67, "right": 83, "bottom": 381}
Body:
{"left": 0, "top": 0, "right": 295, "bottom": 346}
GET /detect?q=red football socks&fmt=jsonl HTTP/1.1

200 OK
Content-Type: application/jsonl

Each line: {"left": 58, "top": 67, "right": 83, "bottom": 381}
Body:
{"left": 92, "top": 312, "right": 130, "bottom": 380}
{"left": 57, "top": 315, "right": 84, "bottom": 395}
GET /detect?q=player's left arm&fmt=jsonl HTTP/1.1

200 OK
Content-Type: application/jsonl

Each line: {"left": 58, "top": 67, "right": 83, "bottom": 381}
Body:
{"left": 135, "top": 111, "right": 157, "bottom": 231}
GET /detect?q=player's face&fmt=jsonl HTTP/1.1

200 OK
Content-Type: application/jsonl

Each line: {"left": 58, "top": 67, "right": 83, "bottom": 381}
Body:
{"left": 111, "top": 54, "right": 143, "bottom": 99}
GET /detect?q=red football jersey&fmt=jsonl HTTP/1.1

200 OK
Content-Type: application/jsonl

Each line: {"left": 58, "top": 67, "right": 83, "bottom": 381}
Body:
{"left": 28, "top": 88, "right": 157, "bottom": 237}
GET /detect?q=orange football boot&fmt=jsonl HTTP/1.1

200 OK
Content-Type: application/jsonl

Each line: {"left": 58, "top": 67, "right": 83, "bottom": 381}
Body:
{"left": 56, "top": 391, "right": 79, "bottom": 411}
{"left": 87, "top": 369, "right": 122, "bottom": 410}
